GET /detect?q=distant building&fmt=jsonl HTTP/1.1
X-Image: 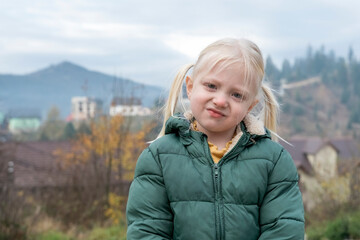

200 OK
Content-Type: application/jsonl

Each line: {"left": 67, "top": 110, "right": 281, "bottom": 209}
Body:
{"left": 71, "top": 97, "right": 103, "bottom": 121}
{"left": 280, "top": 137, "right": 360, "bottom": 210}
{"left": 5, "top": 109, "right": 41, "bottom": 134}
{"left": 282, "top": 137, "right": 359, "bottom": 179}
{"left": 109, "top": 97, "right": 152, "bottom": 116}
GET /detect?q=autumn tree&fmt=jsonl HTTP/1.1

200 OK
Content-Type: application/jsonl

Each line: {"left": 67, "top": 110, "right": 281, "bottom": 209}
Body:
{"left": 53, "top": 115, "right": 153, "bottom": 225}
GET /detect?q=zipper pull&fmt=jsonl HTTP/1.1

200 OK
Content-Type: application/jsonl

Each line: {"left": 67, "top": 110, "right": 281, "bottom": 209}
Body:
{"left": 214, "top": 164, "right": 219, "bottom": 178}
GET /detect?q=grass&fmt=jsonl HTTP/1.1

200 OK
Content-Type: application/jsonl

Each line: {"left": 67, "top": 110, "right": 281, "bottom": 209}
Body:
{"left": 28, "top": 220, "right": 127, "bottom": 240}
{"left": 306, "top": 209, "right": 360, "bottom": 240}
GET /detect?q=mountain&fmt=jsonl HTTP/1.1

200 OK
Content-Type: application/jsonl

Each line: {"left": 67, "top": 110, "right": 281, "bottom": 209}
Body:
{"left": 0, "top": 61, "right": 164, "bottom": 119}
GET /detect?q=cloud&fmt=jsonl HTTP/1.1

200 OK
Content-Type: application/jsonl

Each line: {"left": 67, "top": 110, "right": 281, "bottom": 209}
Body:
{"left": 1, "top": 0, "right": 360, "bottom": 86}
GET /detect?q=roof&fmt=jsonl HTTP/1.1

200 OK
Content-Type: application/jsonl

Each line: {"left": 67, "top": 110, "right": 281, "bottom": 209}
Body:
{"left": 280, "top": 139, "right": 314, "bottom": 175}
{"left": 280, "top": 137, "right": 360, "bottom": 175}
{"left": 6, "top": 109, "right": 42, "bottom": 119}
{"left": 0, "top": 140, "right": 131, "bottom": 190}
{"left": 329, "top": 138, "right": 360, "bottom": 159}
{"left": 1, "top": 141, "right": 72, "bottom": 188}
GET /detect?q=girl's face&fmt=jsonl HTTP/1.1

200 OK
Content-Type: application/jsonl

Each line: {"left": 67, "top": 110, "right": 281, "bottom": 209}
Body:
{"left": 186, "top": 64, "right": 258, "bottom": 140}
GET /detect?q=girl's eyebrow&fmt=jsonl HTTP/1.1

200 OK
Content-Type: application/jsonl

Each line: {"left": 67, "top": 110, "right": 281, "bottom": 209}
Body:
{"left": 234, "top": 88, "right": 250, "bottom": 97}
{"left": 202, "top": 76, "right": 251, "bottom": 96}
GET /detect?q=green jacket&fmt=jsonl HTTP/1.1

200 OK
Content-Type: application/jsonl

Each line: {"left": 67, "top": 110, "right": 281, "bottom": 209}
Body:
{"left": 126, "top": 115, "right": 305, "bottom": 239}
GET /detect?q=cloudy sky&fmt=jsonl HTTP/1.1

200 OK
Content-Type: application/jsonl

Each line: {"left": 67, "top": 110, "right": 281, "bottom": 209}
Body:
{"left": 1, "top": 0, "right": 359, "bottom": 87}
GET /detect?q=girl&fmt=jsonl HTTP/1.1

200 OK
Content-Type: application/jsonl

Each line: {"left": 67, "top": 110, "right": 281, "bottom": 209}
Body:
{"left": 126, "top": 38, "right": 305, "bottom": 239}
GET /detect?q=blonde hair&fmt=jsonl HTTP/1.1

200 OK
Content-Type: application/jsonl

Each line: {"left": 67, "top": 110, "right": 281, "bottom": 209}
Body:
{"left": 157, "top": 38, "right": 279, "bottom": 139}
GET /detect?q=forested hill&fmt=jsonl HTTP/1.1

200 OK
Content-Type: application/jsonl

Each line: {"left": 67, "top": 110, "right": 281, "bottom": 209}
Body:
{"left": 265, "top": 46, "right": 360, "bottom": 139}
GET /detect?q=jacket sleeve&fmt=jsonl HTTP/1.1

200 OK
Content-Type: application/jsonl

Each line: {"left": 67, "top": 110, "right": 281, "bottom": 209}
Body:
{"left": 259, "top": 148, "right": 305, "bottom": 240}
{"left": 126, "top": 147, "right": 173, "bottom": 239}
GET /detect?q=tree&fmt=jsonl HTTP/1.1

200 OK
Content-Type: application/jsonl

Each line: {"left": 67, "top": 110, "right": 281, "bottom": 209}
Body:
{"left": 38, "top": 106, "right": 66, "bottom": 141}
{"left": 265, "top": 56, "right": 281, "bottom": 83}
{"left": 281, "top": 59, "right": 292, "bottom": 77}
{"left": 53, "top": 115, "right": 153, "bottom": 225}
{"left": 62, "top": 122, "right": 76, "bottom": 139}
{"left": 348, "top": 46, "right": 354, "bottom": 63}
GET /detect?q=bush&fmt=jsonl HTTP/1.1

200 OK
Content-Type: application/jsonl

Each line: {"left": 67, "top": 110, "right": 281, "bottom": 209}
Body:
{"left": 306, "top": 225, "right": 326, "bottom": 240}
{"left": 348, "top": 211, "right": 360, "bottom": 237}
{"left": 323, "top": 217, "right": 349, "bottom": 240}
{"left": 307, "top": 209, "right": 360, "bottom": 240}
{"left": 0, "top": 221, "right": 27, "bottom": 240}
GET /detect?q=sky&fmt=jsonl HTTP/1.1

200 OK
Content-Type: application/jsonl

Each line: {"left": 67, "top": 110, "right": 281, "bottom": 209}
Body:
{"left": 1, "top": 0, "right": 360, "bottom": 87}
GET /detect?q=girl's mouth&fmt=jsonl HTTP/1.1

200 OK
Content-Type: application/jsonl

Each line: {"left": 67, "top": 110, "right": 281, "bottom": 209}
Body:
{"left": 207, "top": 108, "right": 225, "bottom": 118}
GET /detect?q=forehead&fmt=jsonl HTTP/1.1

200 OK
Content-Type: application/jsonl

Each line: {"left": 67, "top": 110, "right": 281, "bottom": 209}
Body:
{"left": 196, "top": 61, "right": 259, "bottom": 93}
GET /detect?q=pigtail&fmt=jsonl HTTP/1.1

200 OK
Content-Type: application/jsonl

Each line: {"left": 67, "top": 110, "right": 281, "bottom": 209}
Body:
{"left": 157, "top": 63, "right": 194, "bottom": 138}
{"left": 261, "top": 82, "right": 279, "bottom": 135}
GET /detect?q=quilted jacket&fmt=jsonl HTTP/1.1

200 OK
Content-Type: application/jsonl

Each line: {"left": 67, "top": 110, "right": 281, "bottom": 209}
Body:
{"left": 126, "top": 114, "right": 305, "bottom": 239}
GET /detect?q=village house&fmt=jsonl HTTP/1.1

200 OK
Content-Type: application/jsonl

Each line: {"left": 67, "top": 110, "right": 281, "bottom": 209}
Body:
{"left": 280, "top": 137, "right": 360, "bottom": 210}
{"left": 109, "top": 97, "right": 152, "bottom": 117}
{"left": 70, "top": 96, "right": 103, "bottom": 121}
{"left": 3, "top": 109, "right": 41, "bottom": 134}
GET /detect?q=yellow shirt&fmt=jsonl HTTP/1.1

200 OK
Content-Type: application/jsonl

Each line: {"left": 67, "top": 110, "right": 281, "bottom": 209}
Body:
{"left": 192, "top": 121, "right": 235, "bottom": 163}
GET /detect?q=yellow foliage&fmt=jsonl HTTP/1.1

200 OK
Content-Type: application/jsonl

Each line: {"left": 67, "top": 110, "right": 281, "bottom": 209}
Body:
{"left": 54, "top": 115, "right": 152, "bottom": 181}
{"left": 105, "top": 192, "right": 126, "bottom": 225}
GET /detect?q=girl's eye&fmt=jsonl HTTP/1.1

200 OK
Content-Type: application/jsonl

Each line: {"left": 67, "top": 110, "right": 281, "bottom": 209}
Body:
{"left": 232, "top": 92, "right": 243, "bottom": 99}
{"left": 206, "top": 83, "right": 217, "bottom": 89}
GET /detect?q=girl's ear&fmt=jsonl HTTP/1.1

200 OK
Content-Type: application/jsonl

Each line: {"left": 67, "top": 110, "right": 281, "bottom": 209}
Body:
{"left": 185, "top": 76, "right": 193, "bottom": 99}
{"left": 247, "top": 99, "right": 259, "bottom": 113}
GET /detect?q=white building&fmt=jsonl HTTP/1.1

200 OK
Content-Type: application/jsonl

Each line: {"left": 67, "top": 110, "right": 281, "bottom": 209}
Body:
{"left": 71, "top": 97, "right": 103, "bottom": 121}
{"left": 109, "top": 97, "right": 152, "bottom": 116}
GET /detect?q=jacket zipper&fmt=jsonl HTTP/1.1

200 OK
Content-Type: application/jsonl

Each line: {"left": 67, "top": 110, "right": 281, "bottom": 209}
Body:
{"left": 213, "top": 163, "right": 222, "bottom": 240}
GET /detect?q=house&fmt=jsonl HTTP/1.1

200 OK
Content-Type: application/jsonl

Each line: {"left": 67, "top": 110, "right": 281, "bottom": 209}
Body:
{"left": 109, "top": 97, "right": 152, "bottom": 116}
{"left": 4, "top": 109, "right": 41, "bottom": 134}
{"left": 71, "top": 96, "right": 103, "bottom": 121}
{"left": 282, "top": 137, "right": 360, "bottom": 179}
{"left": 280, "top": 137, "right": 360, "bottom": 210}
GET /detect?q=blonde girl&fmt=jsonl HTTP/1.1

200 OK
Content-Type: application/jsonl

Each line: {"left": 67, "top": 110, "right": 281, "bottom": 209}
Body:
{"left": 126, "top": 38, "right": 305, "bottom": 239}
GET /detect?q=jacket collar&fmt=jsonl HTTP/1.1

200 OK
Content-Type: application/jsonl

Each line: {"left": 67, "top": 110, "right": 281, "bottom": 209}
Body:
{"left": 164, "top": 112, "right": 271, "bottom": 162}
{"left": 165, "top": 112, "right": 270, "bottom": 142}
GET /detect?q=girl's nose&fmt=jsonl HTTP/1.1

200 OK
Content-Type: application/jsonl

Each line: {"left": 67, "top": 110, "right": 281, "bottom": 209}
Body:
{"left": 213, "top": 94, "right": 228, "bottom": 107}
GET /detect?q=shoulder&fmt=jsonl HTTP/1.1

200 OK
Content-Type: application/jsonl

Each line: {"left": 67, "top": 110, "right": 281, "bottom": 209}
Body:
{"left": 258, "top": 138, "right": 298, "bottom": 181}
{"left": 248, "top": 137, "right": 297, "bottom": 174}
{"left": 148, "top": 133, "right": 186, "bottom": 155}
{"left": 248, "top": 137, "right": 289, "bottom": 163}
{"left": 134, "top": 133, "right": 190, "bottom": 178}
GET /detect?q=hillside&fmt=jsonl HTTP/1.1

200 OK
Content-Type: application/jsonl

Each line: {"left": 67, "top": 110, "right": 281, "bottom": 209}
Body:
{"left": 0, "top": 61, "right": 163, "bottom": 119}
{"left": 277, "top": 78, "right": 356, "bottom": 138}
{"left": 265, "top": 46, "right": 360, "bottom": 139}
